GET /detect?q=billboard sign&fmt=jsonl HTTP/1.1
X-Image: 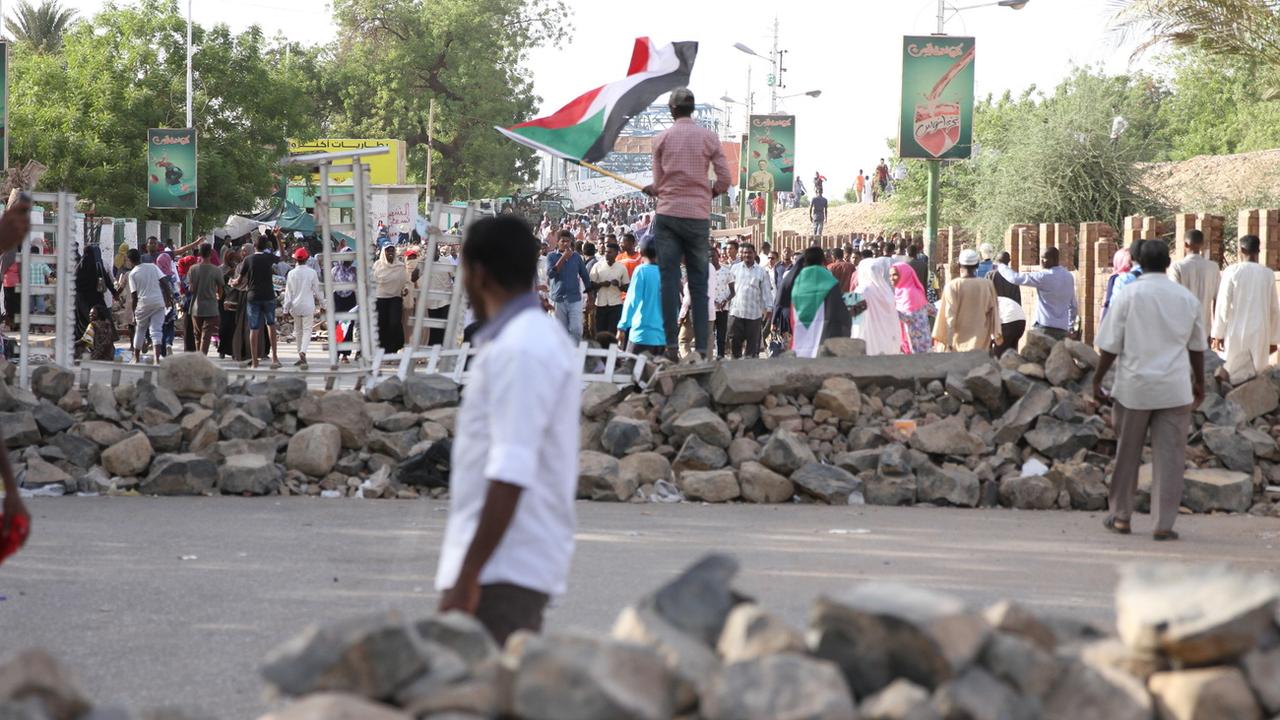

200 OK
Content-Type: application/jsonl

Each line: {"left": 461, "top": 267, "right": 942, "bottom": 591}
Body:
{"left": 746, "top": 115, "right": 795, "bottom": 193}
{"left": 147, "top": 128, "right": 198, "bottom": 209}
{"left": 899, "top": 36, "right": 976, "bottom": 160}
{"left": 288, "top": 138, "right": 407, "bottom": 185}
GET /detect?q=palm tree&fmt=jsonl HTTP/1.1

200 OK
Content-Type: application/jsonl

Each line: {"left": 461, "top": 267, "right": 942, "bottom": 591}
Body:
{"left": 5, "top": 0, "right": 77, "bottom": 53}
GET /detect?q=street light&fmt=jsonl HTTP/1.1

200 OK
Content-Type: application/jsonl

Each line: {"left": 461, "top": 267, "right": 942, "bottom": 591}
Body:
{"left": 938, "top": 0, "right": 1031, "bottom": 32}
{"left": 780, "top": 90, "right": 822, "bottom": 99}
{"left": 733, "top": 42, "right": 766, "bottom": 59}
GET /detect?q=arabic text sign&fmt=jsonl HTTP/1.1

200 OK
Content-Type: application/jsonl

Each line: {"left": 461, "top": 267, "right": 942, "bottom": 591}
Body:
{"left": 147, "top": 129, "right": 198, "bottom": 210}
{"left": 565, "top": 172, "right": 652, "bottom": 209}
{"left": 899, "top": 36, "right": 975, "bottom": 160}
{"left": 288, "top": 138, "right": 407, "bottom": 185}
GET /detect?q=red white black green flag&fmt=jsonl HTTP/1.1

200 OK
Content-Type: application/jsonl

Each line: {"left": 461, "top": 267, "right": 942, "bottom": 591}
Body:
{"left": 497, "top": 38, "right": 699, "bottom": 163}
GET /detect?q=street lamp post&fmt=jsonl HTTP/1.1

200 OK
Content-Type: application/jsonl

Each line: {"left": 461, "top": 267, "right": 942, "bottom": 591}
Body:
{"left": 186, "top": 0, "right": 194, "bottom": 244}
{"left": 925, "top": 0, "right": 1030, "bottom": 256}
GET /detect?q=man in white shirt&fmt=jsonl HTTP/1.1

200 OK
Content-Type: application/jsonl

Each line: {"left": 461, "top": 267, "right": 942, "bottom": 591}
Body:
{"left": 126, "top": 249, "right": 172, "bottom": 365}
{"left": 1211, "top": 234, "right": 1280, "bottom": 385}
{"left": 588, "top": 241, "right": 629, "bottom": 336}
{"left": 1170, "top": 229, "right": 1220, "bottom": 331}
{"left": 437, "top": 215, "right": 579, "bottom": 644}
{"left": 282, "top": 247, "right": 322, "bottom": 368}
{"left": 1094, "top": 240, "right": 1206, "bottom": 541}
{"left": 726, "top": 244, "right": 774, "bottom": 359}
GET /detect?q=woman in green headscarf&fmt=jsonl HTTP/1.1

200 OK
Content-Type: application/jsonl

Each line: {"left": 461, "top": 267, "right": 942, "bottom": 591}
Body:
{"left": 786, "top": 246, "right": 851, "bottom": 358}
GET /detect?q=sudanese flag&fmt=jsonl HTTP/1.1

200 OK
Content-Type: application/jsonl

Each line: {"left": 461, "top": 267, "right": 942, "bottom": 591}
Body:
{"left": 497, "top": 38, "right": 698, "bottom": 163}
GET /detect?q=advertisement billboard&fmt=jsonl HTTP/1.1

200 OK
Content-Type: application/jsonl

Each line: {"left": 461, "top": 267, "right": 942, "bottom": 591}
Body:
{"left": 147, "top": 128, "right": 198, "bottom": 209}
{"left": 899, "top": 35, "right": 976, "bottom": 160}
{"left": 746, "top": 115, "right": 795, "bottom": 193}
{"left": 288, "top": 138, "right": 407, "bottom": 185}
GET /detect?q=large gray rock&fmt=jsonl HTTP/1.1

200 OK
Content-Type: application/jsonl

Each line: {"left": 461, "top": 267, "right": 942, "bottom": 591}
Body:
{"left": 1226, "top": 375, "right": 1280, "bottom": 422}
{"left": 998, "top": 474, "right": 1061, "bottom": 510}
{"left": 859, "top": 678, "right": 938, "bottom": 720}
{"left": 1182, "top": 468, "right": 1253, "bottom": 513}
{"left": 512, "top": 633, "right": 676, "bottom": 720}
{"left": 219, "top": 454, "right": 283, "bottom": 495}
{"left": 581, "top": 382, "right": 625, "bottom": 419}
{"left": 669, "top": 408, "right": 732, "bottom": 449}
{"left": 287, "top": 423, "right": 343, "bottom": 478}
{"left": 1050, "top": 462, "right": 1109, "bottom": 511}
{"left": 716, "top": 604, "right": 805, "bottom": 663}
{"left": 31, "top": 402, "right": 74, "bottom": 436}
{"left": 157, "top": 353, "right": 227, "bottom": 399}
{"left": 916, "top": 462, "right": 980, "bottom": 507}
{"left": 207, "top": 437, "right": 280, "bottom": 464}
{"left": 908, "top": 417, "right": 985, "bottom": 456}
{"left": 930, "top": 667, "right": 1036, "bottom": 720}
{"left": 992, "top": 385, "right": 1054, "bottom": 446}
{"left": 402, "top": 375, "right": 460, "bottom": 412}
{"left": 143, "top": 422, "right": 182, "bottom": 453}
{"left": 601, "top": 415, "right": 654, "bottom": 456}
{"left": 708, "top": 351, "right": 994, "bottom": 404}
{"left": 700, "top": 654, "right": 857, "bottom": 720}
{"left": 659, "top": 378, "right": 710, "bottom": 427}
{"left": 31, "top": 364, "right": 74, "bottom": 402}
{"left": 1020, "top": 329, "right": 1056, "bottom": 364}
{"left": 813, "top": 377, "right": 862, "bottom": 421}
{"left": 0, "top": 378, "right": 38, "bottom": 412}
{"left": 265, "top": 377, "right": 309, "bottom": 408}
{"left": 578, "top": 450, "right": 632, "bottom": 501}
{"left": 101, "top": 432, "right": 153, "bottom": 477}
{"left": 1025, "top": 416, "right": 1099, "bottom": 460}
{"left": 299, "top": 390, "right": 372, "bottom": 449}
{"left": 0, "top": 648, "right": 92, "bottom": 720}
{"left": 833, "top": 448, "right": 883, "bottom": 475}
{"left": 1044, "top": 341, "right": 1085, "bottom": 387}
{"left": 263, "top": 694, "right": 410, "bottom": 720}
{"left": 673, "top": 435, "right": 728, "bottom": 474}
{"left": 21, "top": 455, "right": 70, "bottom": 488}
{"left": 738, "top": 461, "right": 794, "bottom": 504}
{"left": 0, "top": 411, "right": 40, "bottom": 447}
{"left": 1242, "top": 646, "right": 1280, "bottom": 715}
{"left": 133, "top": 380, "right": 183, "bottom": 423}
{"left": 819, "top": 337, "right": 867, "bottom": 357}
{"left": 963, "top": 363, "right": 1004, "bottom": 412}
{"left": 1198, "top": 393, "right": 1246, "bottom": 428}
{"left": 1116, "top": 563, "right": 1280, "bottom": 666}
{"left": 366, "top": 429, "right": 420, "bottom": 461}
{"left": 50, "top": 432, "right": 99, "bottom": 469}
{"left": 618, "top": 452, "right": 671, "bottom": 489}
{"left": 364, "top": 376, "right": 403, "bottom": 403}
{"left": 139, "top": 453, "right": 218, "bottom": 495}
{"left": 809, "top": 582, "right": 989, "bottom": 697}
{"left": 791, "top": 463, "right": 862, "bottom": 505}
{"left": 1241, "top": 427, "right": 1280, "bottom": 461}
{"left": 864, "top": 473, "right": 918, "bottom": 506}
{"left": 677, "top": 469, "right": 740, "bottom": 503}
{"left": 1042, "top": 660, "right": 1152, "bottom": 720}
{"left": 218, "top": 408, "right": 268, "bottom": 441}
{"left": 980, "top": 631, "right": 1060, "bottom": 699}
{"left": 1148, "top": 667, "right": 1262, "bottom": 720}
{"left": 1201, "top": 424, "right": 1255, "bottom": 473}
{"left": 1064, "top": 338, "right": 1100, "bottom": 368}
{"left": 74, "top": 419, "right": 127, "bottom": 448}
{"left": 728, "top": 437, "right": 761, "bottom": 468}
{"left": 759, "top": 429, "right": 816, "bottom": 475}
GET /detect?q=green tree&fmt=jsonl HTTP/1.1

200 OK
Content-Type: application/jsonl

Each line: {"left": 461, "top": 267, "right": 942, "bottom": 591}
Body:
{"left": 1154, "top": 48, "right": 1280, "bottom": 158}
{"left": 5, "top": 0, "right": 77, "bottom": 53}
{"left": 8, "top": 0, "right": 317, "bottom": 230}
{"left": 323, "top": 0, "right": 570, "bottom": 200}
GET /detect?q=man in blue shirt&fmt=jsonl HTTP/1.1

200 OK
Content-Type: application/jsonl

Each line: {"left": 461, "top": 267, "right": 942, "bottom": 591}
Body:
{"left": 616, "top": 242, "right": 665, "bottom": 355}
{"left": 546, "top": 230, "right": 591, "bottom": 343}
{"left": 996, "top": 246, "right": 1077, "bottom": 340}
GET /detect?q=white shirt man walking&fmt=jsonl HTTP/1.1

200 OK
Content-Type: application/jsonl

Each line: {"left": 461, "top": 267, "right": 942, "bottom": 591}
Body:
{"left": 282, "top": 247, "right": 322, "bottom": 368}
{"left": 1170, "top": 229, "right": 1220, "bottom": 331}
{"left": 1094, "top": 240, "right": 1206, "bottom": 541}
{"left": 1212, "top": 234, "right": 1280, "bottom": 385}
{"left": 436, "top": 215, "right": 579, "bottom": 645}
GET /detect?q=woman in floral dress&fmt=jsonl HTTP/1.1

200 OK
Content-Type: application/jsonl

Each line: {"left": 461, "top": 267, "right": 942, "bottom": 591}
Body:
{"left": 892, "top": 262, "right": 931, "bottom": 354}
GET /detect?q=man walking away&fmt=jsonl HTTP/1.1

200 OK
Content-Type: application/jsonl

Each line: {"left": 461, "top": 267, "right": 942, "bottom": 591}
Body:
{"left": 643, "top": 88, "right": 731, "bottom": 361}
{"left": 726, "top": 243, "right": 774, "bottom": 358}
{"left": 616, "top": 242, "right": 666, "bottom": 355}
{"left": 810, "top": 188, "right": 829, "bottom": 236}
{"left": 908, "top": 243, "right": 930, "bottom": 292}
{"left": 976, "top": 244, "right": 994, "bottom": 279}
{"left": 988, "top": 252, "right": 1025, "bottom": 357}
{"left": 546, "top": 230, "right": 591, "bottom": 343}
{"left": 995, "top": 247, "right": 1076, "bottom": 340}
{"left": 283, "top": 247, "right": 323, "bottom": 368}
{"left": 933, "top": 248, "right": 1000, "bottom": 352}
{"left": 589, "top": 241, "right": 629, "bottom": 336}
{"left": 1094, "top": 240, "right": 1205, "bottom": 541}
{"left": 436, "top": 215, "right": 579, "bottom": 645}
{"left": 1170, "top": 229, "right": 1220, "bottom": 333}
{"left": 827, "top": 247, "right": 856, "bottom": 292}
{"left": 1212, "top": 234, "right": 1280, "bottom": 385}
{"left": 127, "top": 249, "right": 172, "bottom": 364}
{"left": 239, "top": 235, "right": 282, "bottom": 368}
{"left": 185, "top": 244, "right": 223, "bottom": 356}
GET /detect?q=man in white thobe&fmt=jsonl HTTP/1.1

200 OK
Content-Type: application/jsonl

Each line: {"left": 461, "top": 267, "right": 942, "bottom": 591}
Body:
{"left": 1212, "top": 234, "right": 1280, "bottom": 385}
{"left": 1170, "top": 229, "right": 1220, "bottom": 331}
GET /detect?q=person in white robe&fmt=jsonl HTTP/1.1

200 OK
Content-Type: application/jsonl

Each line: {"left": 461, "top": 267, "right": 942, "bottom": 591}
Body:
{"left": 282, "top": 248, "right": 323, "bottom": 368}
{"left": 1212, "top": 234, "right": 1280, "bottom": 385}
{"left": 852, "top": 257, "right": 901, "bottom": 356}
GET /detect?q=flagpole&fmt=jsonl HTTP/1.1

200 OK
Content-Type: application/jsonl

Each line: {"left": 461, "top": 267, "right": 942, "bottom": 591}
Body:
{"left": 575, "top": 160, "right": 647, "bottom": 192}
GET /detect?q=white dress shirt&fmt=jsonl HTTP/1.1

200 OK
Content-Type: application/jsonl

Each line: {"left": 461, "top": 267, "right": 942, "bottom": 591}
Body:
{"left": 435, "top": 306, "right": 580, "bottom": 596}
{"left": 282, "top": 265, "right": 322, "bottom": 317}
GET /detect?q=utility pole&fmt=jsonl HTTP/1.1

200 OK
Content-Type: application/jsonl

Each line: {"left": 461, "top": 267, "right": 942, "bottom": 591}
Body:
{"left": 185, "top": 0, "right": 194, "bottom": 244}
{"left": 769, "top": 18, "right": 780, "bottom": 114}
{"left": 424, "top": 98, "right": 435, "bottom": 212}
{"left": 925, "top": 0, "right": 945, "bottom": 258}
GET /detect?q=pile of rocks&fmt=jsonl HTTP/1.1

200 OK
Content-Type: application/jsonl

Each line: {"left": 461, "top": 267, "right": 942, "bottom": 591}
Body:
{"left": 0, "top": 355, "right": 462, "bottom": 499}
{"left": 9, "top": 555, "right": 1275, "bottom": 719}
{"left": 581, "top": 331, "right": 1280, "bottom": 517}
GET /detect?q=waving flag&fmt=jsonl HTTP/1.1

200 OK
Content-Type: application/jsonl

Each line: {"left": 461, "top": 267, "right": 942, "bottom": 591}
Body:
{"left": 497, "top": 38, "right": 698, "bottom": 163}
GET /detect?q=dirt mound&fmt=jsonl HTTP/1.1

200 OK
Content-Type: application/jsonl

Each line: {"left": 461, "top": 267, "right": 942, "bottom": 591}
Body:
{"left": 774, "top": 201, "right": 895, "bottom": 236}
{"left": 1139, "top": 148, "right": 1280, "bottom": 212}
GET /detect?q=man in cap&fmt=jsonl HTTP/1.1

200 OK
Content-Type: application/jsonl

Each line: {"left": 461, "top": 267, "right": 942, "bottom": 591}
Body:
{"left": 283, "top": 247, "right": 322, "bottom": 368}
{"left": 643, "top": 88, "right": 732, "bottom": 361}
{"left": 932, "top": 248, "right": 1000, "bottom": 352}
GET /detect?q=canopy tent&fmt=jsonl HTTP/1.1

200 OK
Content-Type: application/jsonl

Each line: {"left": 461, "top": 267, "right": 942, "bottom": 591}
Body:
{"left": 221, "top": 200, "right": 316, "bottom": 239}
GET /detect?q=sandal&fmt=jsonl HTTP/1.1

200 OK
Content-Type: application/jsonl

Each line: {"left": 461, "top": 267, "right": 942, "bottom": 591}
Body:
{"left": 1104, "top": 516, "right": 1131, "bottom": 535}
{"left": 1153, "top": 530, "right": 1179, "bottom": 542}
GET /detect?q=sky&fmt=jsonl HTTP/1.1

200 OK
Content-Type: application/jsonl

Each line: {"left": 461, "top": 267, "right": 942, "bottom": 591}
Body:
{"left": 53, "top": 0, "right": 1149, "bottom": 196}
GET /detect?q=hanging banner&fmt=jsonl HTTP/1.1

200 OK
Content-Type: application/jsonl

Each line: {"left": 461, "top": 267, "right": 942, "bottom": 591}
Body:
{"left": 564, "top": 171, "right": 652, "bottom": 209}
{"left": 746, "top": 115, "right": 795, "bottom": 193}
{"left": 147, "top": 128, "right": 198, "bottom": 209}
{"left": 899, "top": 35, "right": 976, "bottom": 160}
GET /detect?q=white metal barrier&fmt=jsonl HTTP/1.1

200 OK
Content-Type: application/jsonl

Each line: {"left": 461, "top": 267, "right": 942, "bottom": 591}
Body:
{"left": 394, "top": 201, "right": 473, "bottom": 379}
{"left": 14, "top": 190, "right": 77, "bottom": 387}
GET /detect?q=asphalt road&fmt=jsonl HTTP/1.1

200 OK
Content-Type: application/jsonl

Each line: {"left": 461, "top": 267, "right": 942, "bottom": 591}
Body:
{"left": 3, "top": 498, "right": 1278, "bottom": 718}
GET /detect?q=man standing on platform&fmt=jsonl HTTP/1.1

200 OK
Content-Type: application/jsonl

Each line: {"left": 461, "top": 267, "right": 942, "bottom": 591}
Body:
{"left": 1094, "top": 240, "right": 1205, "bottom": 541}
{"left": 643, "top": 88, "right": 731, "bottom": 361}
{"left": 1170, "top": 229, "right": 1220, "bottom": 332}
{"left": 995, "top": 247, "right": 1077, "bottom": 340}
{"left": 1212, "top": 234, "right": 1280, "bottom": 385}
{"left": 810, "top": 188, "right": 828, "bottom": 237}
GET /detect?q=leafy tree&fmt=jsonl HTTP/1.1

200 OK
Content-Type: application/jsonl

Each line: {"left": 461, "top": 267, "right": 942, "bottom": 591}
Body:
{"left": 8, "top": 0, "right": 317, "bottom": 230}
{"left": 5, "top": 0, "right": 76, "bottom": 53}
{"left": 1154, "top": 48, "right": 1280, "bottom": 158}
{"left": 323, "top": 0, "right": 570, "bottom": 200}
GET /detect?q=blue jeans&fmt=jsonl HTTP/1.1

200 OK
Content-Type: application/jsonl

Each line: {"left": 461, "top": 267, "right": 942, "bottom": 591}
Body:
{"left": 655, "top": 214, "right": 710, "bottom": 355}
{"left": 553, "top": 298, "right": 583, "bottom": 343}
{"left": 247, "top": 300, "right": 276, "bottom": 330}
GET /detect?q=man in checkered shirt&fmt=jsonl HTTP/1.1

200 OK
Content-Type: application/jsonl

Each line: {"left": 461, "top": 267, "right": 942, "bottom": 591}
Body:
{"left": 642, "top": 88, "right": 731, "bottom": 361}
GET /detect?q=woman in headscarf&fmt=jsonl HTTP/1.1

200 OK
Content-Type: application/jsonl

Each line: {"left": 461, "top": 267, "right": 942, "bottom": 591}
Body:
{"left": 74, "top": 244, "right": 118, "bottom": 341}
{"left": 771, "top": 251, "right": 806, "bottom": 349}
{"left": 1101, "top": 247, "right": 1132, "bottom": 322}
{"left": 153, "top": 251, "right": 179, "bottom": 356}
{"left": 851, "top": 257, "right": 901, "bottom": 356}
{"left": 372, "top": 245, "right": 409, "bottom": 353}
{"left": 218, "top": 246, "right": 242, "bottom": 359}
{"left": 892, "top": 261, "right": 931, "bottom": 355}
{"left": 787, "top": 246, "right": 851, "bottom": 358}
